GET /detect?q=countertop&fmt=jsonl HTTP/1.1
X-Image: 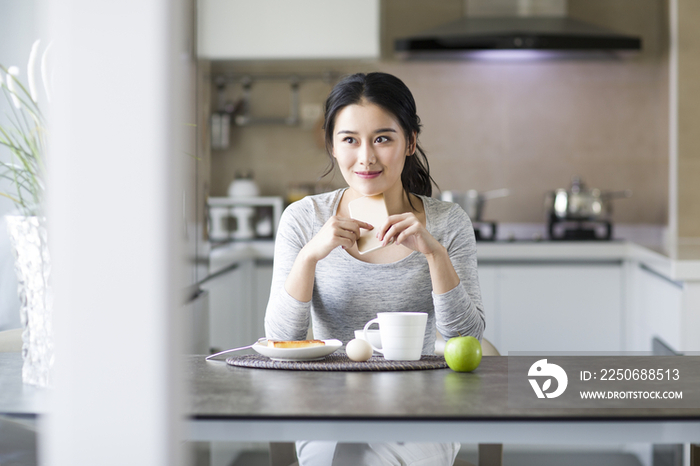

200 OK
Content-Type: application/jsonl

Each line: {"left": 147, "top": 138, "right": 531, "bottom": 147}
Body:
{"left": 476, "top": 241, "right": 700, "bottom": 281}
{"left": 210, "top": 239, "right": 700, "bottom": 282}
{"left": 209, "top": 240, "right": 275, "bottom": 275}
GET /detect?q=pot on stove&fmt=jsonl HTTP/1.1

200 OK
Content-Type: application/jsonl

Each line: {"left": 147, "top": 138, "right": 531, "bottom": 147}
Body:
{"left": 546, "top": 176, "right": 631, "bottom": 221}
{"left": 440, "top": 188, "right": 510, "bottom": 221}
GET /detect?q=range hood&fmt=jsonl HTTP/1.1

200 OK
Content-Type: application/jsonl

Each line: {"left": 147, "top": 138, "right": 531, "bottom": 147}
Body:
{"left": 394, "top": 1, "right": 642, "bottom": 58}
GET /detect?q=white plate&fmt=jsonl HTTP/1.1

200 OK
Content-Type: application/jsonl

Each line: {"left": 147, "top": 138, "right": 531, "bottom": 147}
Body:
{"left": 252, "top": 339, "right": 343, "bottom": 361}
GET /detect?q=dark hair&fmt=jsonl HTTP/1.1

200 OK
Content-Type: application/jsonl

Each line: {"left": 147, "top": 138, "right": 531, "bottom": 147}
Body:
{"left": 322, "top": 72, "right": 436, "bottom": 207}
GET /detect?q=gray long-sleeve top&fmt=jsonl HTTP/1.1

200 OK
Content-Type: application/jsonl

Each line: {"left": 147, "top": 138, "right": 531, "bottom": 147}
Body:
{"left": 264, "top": 189, "right": 485, "bottom": 354}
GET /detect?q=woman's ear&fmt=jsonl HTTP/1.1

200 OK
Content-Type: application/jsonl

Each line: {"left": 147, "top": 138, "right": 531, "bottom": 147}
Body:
{"left": 406, "top": 132, "right": 417, "bottom": 156}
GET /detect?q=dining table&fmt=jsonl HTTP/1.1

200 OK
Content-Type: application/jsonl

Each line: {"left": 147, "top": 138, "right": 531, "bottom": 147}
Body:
{"left": 3, "top": 352, "right": 700, "bottom": 463}
{"left": 188, "top": 353, "right": 700, "bottom": 449}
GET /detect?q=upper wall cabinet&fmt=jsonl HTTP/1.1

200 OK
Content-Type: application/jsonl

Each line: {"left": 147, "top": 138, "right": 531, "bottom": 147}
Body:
{"left": 197, "top": 0, "right": 380, "bottom": 60}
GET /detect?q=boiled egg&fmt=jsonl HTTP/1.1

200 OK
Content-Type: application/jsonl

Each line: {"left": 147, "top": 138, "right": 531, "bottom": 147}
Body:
{"left": 346, "top": 338, "right": 372, "bottom": 362}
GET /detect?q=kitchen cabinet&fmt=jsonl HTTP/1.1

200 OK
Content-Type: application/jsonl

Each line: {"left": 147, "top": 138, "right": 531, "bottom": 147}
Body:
{"left": 202, "top": 257, "right": 273, "bottom": 353}
{"left": 476, "top": 241, "right": 700, "bottom": 356}
{"left": 202, "top": 261, "right": 250, "bottom": 353}
{"left": 254, "top": 259, "right": 274, "bottom": 335}
{"left": 476, "top": 266, "right": 499, "bottom": 347}
{"left": 206, "top": 241, "right": 687, "bottom": 358}
{"left": 627, "top": 264, "right": 683, "bottom": 353}
{"left": 478, "top": 262, "right": 623, "bottom": 354}
{"left": 197, "top": 0, "right": 380, "bottom": 60}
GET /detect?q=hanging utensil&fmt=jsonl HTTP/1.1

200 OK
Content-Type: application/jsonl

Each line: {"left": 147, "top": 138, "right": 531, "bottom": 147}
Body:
{"left": 210, "top": 76, "right": 231, "bottom": 150}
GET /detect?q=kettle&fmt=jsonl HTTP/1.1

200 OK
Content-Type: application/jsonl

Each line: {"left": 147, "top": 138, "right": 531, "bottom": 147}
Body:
{"left": 227, "top": 171, "right": 260, "bottom": 198}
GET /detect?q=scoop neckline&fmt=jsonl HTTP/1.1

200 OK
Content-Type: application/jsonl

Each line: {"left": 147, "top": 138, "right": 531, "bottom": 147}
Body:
{"left": 331, "top": 188, "right": 431, "bottom": 267}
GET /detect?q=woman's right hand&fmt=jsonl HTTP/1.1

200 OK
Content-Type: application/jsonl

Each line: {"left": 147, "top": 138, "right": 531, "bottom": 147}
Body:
{"left": 285, "top": 216, "right": 372, "bottom": 302}
{"left": 302, "top": 216, "right": 373, "bottom": 263}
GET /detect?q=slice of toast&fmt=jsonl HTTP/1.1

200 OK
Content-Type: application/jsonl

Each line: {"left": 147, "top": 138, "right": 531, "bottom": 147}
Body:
{"left": 267, "top": 340, "right": 325, "bottom": 348}
{"left": 348, "top": 194, "right": 389, "bottom": 254}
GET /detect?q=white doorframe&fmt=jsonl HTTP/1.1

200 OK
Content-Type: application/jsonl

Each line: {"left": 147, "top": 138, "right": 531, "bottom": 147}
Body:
{"left": 44, "top": 1, "right": 188, "bottom": 465}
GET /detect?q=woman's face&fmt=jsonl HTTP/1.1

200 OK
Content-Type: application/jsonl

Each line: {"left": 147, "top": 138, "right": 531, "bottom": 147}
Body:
{"left": 332, "top": 101, "right": 414, "bottom": 198}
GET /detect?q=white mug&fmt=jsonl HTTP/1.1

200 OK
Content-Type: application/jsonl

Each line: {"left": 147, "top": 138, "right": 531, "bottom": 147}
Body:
{"left": 363, "top": 312, "right": 427, "bottom": 361}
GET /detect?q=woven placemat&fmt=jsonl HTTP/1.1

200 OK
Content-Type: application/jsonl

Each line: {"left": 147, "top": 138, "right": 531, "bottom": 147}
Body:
{"left": 226, "top": 354, "right": 448, "bottom": 371}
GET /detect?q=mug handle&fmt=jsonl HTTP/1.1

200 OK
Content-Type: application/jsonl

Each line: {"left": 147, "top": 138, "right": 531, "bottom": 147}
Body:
{"left": 363, "top": 319, "right": 383, "bottom": 354}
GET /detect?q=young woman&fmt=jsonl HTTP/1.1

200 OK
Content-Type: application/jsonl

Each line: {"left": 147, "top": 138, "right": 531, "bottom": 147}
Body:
{"left": 264, "top": 72, "right": 485, "bottom": 465}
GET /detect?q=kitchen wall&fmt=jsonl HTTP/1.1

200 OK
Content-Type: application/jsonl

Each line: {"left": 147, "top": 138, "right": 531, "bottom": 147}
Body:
{"left": 207, "top": 0, "right": 669, "bottom": 227}
{"left": 677, "top": 0, "right": 700, "bottom": 240}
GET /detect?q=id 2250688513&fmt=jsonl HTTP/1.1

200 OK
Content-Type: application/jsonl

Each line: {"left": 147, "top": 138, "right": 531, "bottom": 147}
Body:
{"left": 581, "top": 368, "right": 680, "bottom": 382}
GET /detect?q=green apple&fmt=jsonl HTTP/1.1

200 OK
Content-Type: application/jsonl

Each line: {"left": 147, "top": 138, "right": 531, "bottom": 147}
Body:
{"left": 444, "top": 336, "right": 482, "bottom": 372}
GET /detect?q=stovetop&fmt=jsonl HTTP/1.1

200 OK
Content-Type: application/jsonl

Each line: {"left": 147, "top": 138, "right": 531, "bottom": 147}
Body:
{"left": 473, "top": 220, "right": 618, "bottom": 242}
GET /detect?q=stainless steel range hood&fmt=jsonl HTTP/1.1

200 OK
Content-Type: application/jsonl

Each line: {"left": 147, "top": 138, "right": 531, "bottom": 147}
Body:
{"left": 394, "top": 0, "right": 641, "bottom": 58}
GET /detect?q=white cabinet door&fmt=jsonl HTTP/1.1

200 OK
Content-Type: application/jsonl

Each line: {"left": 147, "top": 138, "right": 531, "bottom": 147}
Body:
{"left": 202, "top": 260, "right": 254, "bottom": 352}
{"left": 496, "top": 264, "right": 623, "bottom": 354}
{"left": 253, "top": 259, "right": 274, "bottom": 339}
{"left": 629, "top": 265, "right": 683, "bottom": 352}
{"left": 202, "top": 258, "right": 275, "bottom": 353}
{"left": 198, "top": 0, "right": 380, "bottom": 60}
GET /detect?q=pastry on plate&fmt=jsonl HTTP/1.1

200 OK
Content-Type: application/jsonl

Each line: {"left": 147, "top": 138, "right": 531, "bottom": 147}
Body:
{"left": 266, "top": 340, "right": 325, "bottom": 348}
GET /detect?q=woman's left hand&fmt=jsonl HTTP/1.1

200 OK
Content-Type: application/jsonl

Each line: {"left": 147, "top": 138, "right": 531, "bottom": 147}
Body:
{"left": 376, "top": 213, "right": 443, "bottom": 256}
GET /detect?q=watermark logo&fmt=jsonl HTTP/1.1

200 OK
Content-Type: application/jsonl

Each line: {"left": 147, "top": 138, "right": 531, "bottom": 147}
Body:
{"left": 528, "top": 359, "right": 568, "bottom": 398}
